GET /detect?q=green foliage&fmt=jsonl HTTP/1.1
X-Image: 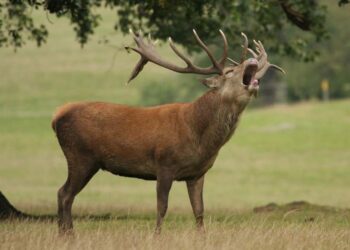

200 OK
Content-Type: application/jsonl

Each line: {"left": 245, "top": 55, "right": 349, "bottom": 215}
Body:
{"left": 46, "top": 0, "right": 330, "bottom": 61}
{"left": 0, "top": 0, "right": 48, "bottom": 48}
{"left": 283, "top": 1, "right": 350, "bottom": 101}
{"left": 0, "top": 0, "right": 347, "bottom": 61}
{"left": 338, "top": 0, "right": 350, "bottom": 6}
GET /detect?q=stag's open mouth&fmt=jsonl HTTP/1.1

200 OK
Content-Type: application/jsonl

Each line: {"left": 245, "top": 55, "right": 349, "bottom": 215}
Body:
{"left": 242, "top": 63, "right": 258, "bottom": 87}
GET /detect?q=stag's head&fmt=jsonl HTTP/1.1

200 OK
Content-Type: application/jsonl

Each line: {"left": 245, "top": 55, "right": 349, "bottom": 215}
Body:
{"left": 126, "top": 29, "right": 284, "bottom": 105}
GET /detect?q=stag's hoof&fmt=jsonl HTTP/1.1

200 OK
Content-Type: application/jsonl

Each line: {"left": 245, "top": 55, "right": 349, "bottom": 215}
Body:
{"left": 154, "top": 227, "right": 162, "bottom": 236}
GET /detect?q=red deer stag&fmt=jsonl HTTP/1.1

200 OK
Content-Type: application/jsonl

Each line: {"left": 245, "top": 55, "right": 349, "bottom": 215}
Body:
{"left": 52, "top": 29, "right": 284, "bottom": 234}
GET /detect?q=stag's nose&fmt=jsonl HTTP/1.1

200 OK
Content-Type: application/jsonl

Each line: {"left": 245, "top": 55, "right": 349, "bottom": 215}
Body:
{"left": 251, "top": 79, "right": 259, "bottom": 87}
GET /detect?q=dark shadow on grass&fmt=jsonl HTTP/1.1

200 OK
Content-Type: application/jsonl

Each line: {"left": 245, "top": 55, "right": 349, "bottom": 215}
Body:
{"left": 0, "top": 191, "right": 155, "bottom": 222}
{"left": 2, "top": 191, "right": 350, "bottom": 226}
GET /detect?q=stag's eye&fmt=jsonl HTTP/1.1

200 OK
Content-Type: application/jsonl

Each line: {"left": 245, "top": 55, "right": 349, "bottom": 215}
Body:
{"left": 225, "top": 70, "right": 234, "bottom": 78}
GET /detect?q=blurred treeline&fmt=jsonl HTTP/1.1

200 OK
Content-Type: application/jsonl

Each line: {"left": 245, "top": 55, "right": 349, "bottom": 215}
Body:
{"left": 139, "top": 1, "right": 350, "bottom": 106}
{"left": 282, "top": 2, "right": 350, "bottom": 102}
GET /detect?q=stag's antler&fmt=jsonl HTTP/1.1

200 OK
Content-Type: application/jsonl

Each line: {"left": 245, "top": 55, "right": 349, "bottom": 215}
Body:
{"left": 226, "top": 32, "right": 250, "bottom": 66}
{"left": 125, "top": 29, "right": 229, "bottom": 83}
{"left": 240, "top": 32, "right": 249, "bottom": 63}
{"left": 247, "top": 39, "right": 285, "bottom": 79}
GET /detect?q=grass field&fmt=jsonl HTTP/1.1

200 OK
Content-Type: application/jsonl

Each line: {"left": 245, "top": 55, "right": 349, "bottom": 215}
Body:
{"left": 1, "top": 9, "right": 350, "bottom": 250}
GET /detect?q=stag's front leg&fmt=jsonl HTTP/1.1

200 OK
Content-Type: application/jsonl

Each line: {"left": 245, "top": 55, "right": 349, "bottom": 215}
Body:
{"left": 155, "top": 171, "right": 173, "bottom": 234}
{"left": 186, "top": 175, "right": 205, "bottom": 231}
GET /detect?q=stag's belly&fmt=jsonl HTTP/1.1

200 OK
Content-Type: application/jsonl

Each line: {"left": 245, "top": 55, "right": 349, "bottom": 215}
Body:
{"left": 107, "top": 169, "right": 157, "bottom": 180}
{"left": 101, "top": 157, "right": 158, "bottom": 180}
{"left": 103, "top": 163, "right": 213, "bottom": 181}
{"left": 100, "top": 151, "right": 218, "bottom": 181}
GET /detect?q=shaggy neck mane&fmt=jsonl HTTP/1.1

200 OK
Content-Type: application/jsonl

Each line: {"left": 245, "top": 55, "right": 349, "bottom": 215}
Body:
{"left": 187, "top": 89, "right": 247, "bottom": 157}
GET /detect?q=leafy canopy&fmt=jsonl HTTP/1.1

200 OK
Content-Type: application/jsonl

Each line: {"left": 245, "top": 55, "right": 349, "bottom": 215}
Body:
{"left": 0, "top": 0, "right": 348, "bottom": 60}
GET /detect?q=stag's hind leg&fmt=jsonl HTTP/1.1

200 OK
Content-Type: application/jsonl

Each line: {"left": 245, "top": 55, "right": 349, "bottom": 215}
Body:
{"left": 58, "top": 156, "right": 98, "bottom": 234}
{"left": 186, "top": 175, "right": 205, "bottom": 231}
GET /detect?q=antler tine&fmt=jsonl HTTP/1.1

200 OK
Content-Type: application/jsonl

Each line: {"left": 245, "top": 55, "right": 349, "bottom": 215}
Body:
{"left": 253, "top": 40, "right": 260, "bottom": 48}
{"left": 270, "top": 64, "right": 286, "bottom": 74}
{"left": 258, "top": 41, "right": 265, "bottom": 52}
{"left": 128, "top": 29, "right": 143, "bottom": 49}
{"left": 125, "top": 30, "right": 150, "bottom": 83}
{"left": 168, "top": 37, "right": 193, "bottom": 66}
{"left": 126, "top": 57, "right": 148, "bottom": 83}
{"left": 255, "top": 62, "right": 286, "bottom": 79}
{"left": 247, "top": 48, "right": 258, "bottom": 58}
{"left": 218, "top": 29, "right": 228, "bottom": 66}
{"left": 192, "top": 29, "right": 223, "bottom": 73}
{"left": 252, "top": 40, "right": 263, "bottom": 60}
{"left": 241, "top": 32, "right": 248, "bottom": 62}
{"left": 227, "top": 57, "right": 239, "bottom": 66}
{"left": 146, "top": 33, "right": 159, "bottom": 46}
{"left": 147, "top": 33, "right": 152, "bottom": 44}
{"left": 249, "top": 39, "right": 285, "bottom": 79}
{"left": 250, "top": 40, "right": 267, "bottom": 71}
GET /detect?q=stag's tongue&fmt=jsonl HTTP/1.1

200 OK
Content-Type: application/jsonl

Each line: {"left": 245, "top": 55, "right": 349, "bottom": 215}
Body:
{"left": 251, "top": 78, "right": 259, "bottom": 86}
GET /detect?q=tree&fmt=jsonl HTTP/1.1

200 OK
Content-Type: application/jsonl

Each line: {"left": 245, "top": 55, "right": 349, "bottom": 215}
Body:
{"left": 284, "top": 1, "right": 350, "bottom": 101}
{"left": 0, "top": 0, "right": 348, "bottom": 61}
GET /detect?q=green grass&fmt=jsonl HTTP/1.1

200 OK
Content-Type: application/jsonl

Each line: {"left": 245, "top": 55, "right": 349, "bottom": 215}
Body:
{"left": 1, "top": 9, "right": 350, "bottom": 250}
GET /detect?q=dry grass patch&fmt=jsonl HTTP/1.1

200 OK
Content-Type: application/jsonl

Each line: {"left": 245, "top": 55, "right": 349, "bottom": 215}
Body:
{"left": 1, "top": 220, "right": 350, "bottom": 250}
{"left": 2, "top": 201, "right": 350, "bottom": 250}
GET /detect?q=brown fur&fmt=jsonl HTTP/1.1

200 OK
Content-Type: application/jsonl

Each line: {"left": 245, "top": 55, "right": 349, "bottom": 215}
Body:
{"left": 54, "top": 61, "right": 259, "bottom": 234}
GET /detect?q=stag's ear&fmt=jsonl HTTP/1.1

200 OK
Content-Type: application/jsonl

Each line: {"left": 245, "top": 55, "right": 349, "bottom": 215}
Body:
{"left": 201, "top": 75, "right": 222, "bottom": 88}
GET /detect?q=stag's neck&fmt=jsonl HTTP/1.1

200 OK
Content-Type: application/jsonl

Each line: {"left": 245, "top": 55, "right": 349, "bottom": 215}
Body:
{"left": 187, "top": 89, "right": 248, "bottom": 156}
